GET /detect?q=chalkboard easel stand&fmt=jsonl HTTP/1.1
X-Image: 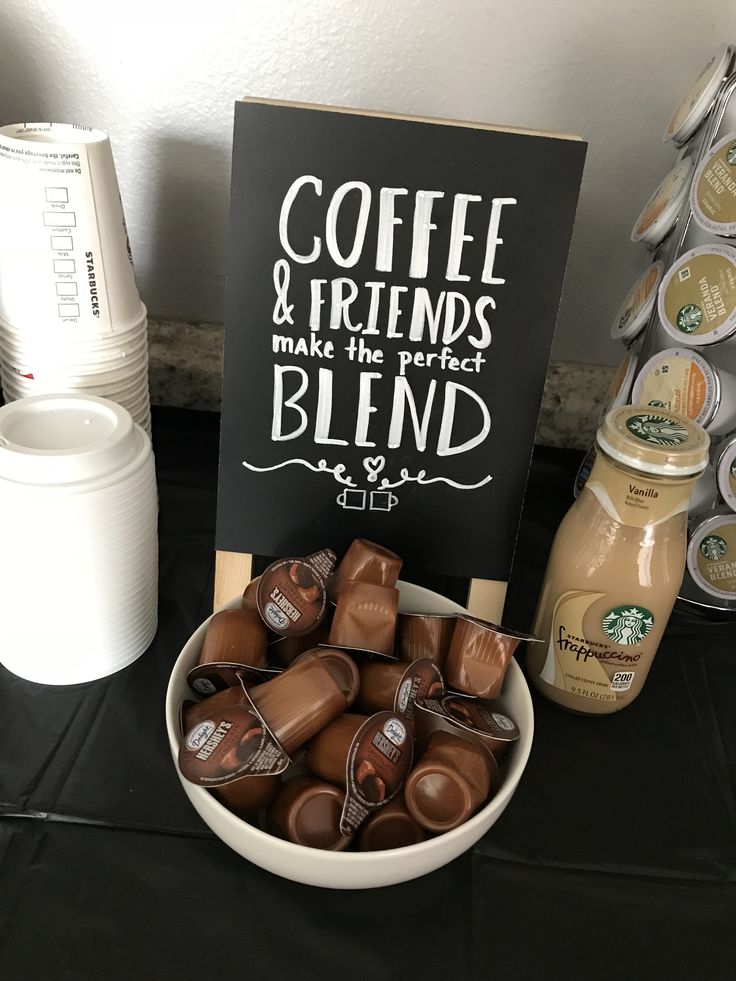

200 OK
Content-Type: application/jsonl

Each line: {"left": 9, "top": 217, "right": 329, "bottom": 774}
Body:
{"left": 214, "top": 550, "right": 507, "bottom": 622}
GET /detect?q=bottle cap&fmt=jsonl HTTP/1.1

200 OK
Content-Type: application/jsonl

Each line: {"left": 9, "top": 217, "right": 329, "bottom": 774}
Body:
{"left": 596, "top": 405, "right": 710, "bottom": 477}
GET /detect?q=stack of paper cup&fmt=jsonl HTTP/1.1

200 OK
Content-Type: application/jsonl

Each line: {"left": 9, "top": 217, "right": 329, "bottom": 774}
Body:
{"left": 0, "top": 394, "right": 158, "bottom": 685}
{"left": 0, "top": 122, "right": 150, "bottom": 433}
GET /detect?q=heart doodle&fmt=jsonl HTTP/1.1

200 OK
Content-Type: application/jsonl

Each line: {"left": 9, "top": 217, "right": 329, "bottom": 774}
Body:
{"left": 363, "top": 455, "right": 386, "bottom": 483}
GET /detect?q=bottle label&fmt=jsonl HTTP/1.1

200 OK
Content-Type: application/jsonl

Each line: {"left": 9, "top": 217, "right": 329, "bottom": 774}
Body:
{"left": 538, "top": 591, "right": 649, "bottom": 702}
{"left": 585, "top": 456, "right": 692, "bottom": 528}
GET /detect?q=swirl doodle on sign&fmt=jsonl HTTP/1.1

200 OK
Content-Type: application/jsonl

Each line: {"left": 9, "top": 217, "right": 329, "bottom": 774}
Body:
{"left": 378, "top": 469, "right": 492, "bottom": 491}
{"left": 242, "top": 458, "right": 356, "bottom": 487}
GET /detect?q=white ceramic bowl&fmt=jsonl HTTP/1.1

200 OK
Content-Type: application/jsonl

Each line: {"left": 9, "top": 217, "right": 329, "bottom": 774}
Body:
{"left": 165, "top": 581, "right": 534, "bottom": 889}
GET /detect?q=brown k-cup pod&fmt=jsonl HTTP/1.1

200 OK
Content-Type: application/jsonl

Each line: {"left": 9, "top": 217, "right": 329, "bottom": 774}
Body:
{"left": 305, "top": 712, "right": 370, "bottom": 788}
{"left": 268, "top": 621, "right": 331, "bottom": 668}
{"left": 267, "top": 776, "right": 353, "bottom": 851}
{"left": 398, "top": 613, "right": 455, "bottom": 669}
{"left": 241, "top": 576, "right": 261, "bottom": 611}
{"left": 199, "top": 609, "right": 268, "bottom": 669}
{"left": 414, "top": 693, "right": 520, "bottom": 760}
{"left": 328, "top": 579, "right": 399, "bottom": 657}
{"left": 444, "top": 614, "right": 541, "bottom": 700}
{"left": 404, "top": 730, "right": 499, "bottom": 834}
{"left": 358, "top": 794, "right": 426, "bottom": 851}
{"left": 257, "top": 549, "right": 336, "bottom": 637}
{"left": 212, "top": 773, "right": 282, "bottom": 818}
{"left": 249, "top": 648, "right": 359, "bottom": 756}
{"left": 179, "top": 685, "right": 290, "bottom": 786}
{"left": 330, "top": 538, "right": 403, "bottom": 601}
{"left": 356, "top": 658, "right": 444, "bottom": 720}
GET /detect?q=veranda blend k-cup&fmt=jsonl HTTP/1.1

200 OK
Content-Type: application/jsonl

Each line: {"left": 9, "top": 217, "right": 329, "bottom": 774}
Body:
{"left": 658, "top": 244, "right": 736, "bottom": 346}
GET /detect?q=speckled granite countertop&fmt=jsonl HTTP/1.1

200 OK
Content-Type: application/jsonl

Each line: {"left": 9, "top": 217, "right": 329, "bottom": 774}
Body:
{"left": 148, "top": 319, "right": 614, "bottom": 450}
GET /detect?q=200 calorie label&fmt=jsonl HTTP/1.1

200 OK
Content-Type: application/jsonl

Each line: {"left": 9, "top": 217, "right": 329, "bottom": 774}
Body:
{"left": 340, "top": 711, "right": 414, "bottom": 836}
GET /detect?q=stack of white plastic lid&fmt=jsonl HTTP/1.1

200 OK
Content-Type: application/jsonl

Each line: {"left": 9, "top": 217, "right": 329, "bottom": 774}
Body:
{"left": 0, "top": 123, "right": 151, "bottom": 434}
{"left": 0, "top": 395, "right": 158, "bottom": 684}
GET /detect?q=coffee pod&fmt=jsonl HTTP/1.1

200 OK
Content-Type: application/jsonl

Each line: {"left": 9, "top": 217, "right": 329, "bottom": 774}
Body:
{"left": 716, "top": 435, "right": 736, "bottom": 512}
{"left": 268, "top": 621, "right": 331, "bottom": 667}
{"left": 414, "top": 693, "right": 520, "bottom": 760}
{"left": 445, "top": 614, "right": 542, "bottom": 700}
{"left": 404, "top": 731, "right": 499, "bottom": 834}
{"left": 212, "top": 773, "right": 282, "bottom": 818}
{"left": 257, "top": 549, "right": 336, "bottom": 636}
{"left": 187, "top": 661, "right": 282, "bottom": 697}
{"left": 358, "top": 794, "right": 425, "bottom": 851}
{"left": 397, "top": 613, "right": 455, "bottom": 668}
{"left": 632, "top": 348, "right": 736, "bottom": 436}
{"left": 687, "top": 512, "right": 736, "bottom": 601}
{"left": 658, "top": 245, "right": 736, "bottom": 347}
{"left": 610, "top": 265, "right": 663, "bottom": 345}
{"left": 305, "top": 713, "right": 369, "bottom": 788}
{"left": 249, "top": 648, "right": 360, "bottom": 755}
{"left": 690, "top": 132, "right": 736, "bottom": 237}
{"left": 199, "top": 609, "right": 268, "bottom": 669}
{"left": 356, "top": 658, "right": 444, "bottom": 721}
{"left": 631, "top": 158, "right": 693, "bottom": 249}
{"left": 241, "top": 576, "right": 261, "bottom": 611}
{"left": 267, "top": 776, "right": 353, "bottom": 851}
{"left": 664, "top": 45, "right": 731, "bottom": 145}
{"left": 330, "top": 538, "right": 402, "bottom": 601}
{"left": 328, "top": 579, "right": 399, "bottom": 656}
{"left": 179, "top": 685, "right": 290, "bottom": 786}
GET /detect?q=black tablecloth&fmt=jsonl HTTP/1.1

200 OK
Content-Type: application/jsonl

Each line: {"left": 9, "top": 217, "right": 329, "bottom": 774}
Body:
{"left": 1, "top": 407, "right": 735, "bottom": 981}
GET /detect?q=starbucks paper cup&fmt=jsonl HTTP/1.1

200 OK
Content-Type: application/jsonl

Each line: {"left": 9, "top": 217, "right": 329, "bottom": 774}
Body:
{"left": 687, "top": 512, "right": 736, "bottom": 601}
{"left": 610, "top": 262, "right": 663, "bottom": 344}
{"left": 664, "top": 45, "right": 732, "bottom": 145}
{"left": 658, "top": 244, "right": 736, "bottom": 346}
{"left": 0, "top": 122, "right": 142, "bottom": 334}
{"left": 632, "top": 347, "right": 736, "bottom": 436}
{"left": 631, "top": 158, "right": 694, "bottom": 249}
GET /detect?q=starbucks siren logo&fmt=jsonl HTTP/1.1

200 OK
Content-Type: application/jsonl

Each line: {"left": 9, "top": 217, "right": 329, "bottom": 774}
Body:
{"left": 727, "top": 141, "right": 736, "bottom": 167}
{"left": 730, "top": 459, "right": 736, "bottom": 481}
{"left": 700, "top": 535, "right": 727, "bottom": 561}
{"left": 647, "top": 399, "right": 667, "bottom": 408}
{"left": 601, "top": 606, "right": 654, "bottom": 645}
{"left": 625, "top": 413, "right": 689, "bottom": 446}
{"left": 676, "top": 303, "right": 702, "bottom": 333}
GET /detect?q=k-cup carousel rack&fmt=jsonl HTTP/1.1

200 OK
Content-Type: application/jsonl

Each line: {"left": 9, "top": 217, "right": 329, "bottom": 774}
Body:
{"left": 601, "top": 45, "right": 736, "bottom": 614}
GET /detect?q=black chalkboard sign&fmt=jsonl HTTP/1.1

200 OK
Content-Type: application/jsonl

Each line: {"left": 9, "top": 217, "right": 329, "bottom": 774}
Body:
{"left": 216, "top": 99, "right": 585, "bottom": 589}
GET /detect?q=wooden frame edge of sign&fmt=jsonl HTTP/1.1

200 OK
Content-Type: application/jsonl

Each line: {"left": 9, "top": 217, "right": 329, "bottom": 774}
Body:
{"left": 240, "top": 96, "right": 583, "bottom": 144}
{"left": 214, "top": 549, "right": 506, "bottom": 624}
{"left": 214, "top": 550, "right": 253, "bottom": 612}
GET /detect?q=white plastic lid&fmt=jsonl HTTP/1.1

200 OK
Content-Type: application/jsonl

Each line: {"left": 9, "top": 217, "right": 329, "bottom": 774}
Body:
{"left": 0, "top": 394, "right": 137, "bottom": 485}
{"left": 610, "top": 262, "right": 663, "bottom": 343}
{"left": 631, "top": 157, "right": 694, "bottom": 248}
{"left": 687, "top": 512, "right": 736, "bottom": 598}
{"left": 664, "top": 46, "right": 732, "bottom": 145}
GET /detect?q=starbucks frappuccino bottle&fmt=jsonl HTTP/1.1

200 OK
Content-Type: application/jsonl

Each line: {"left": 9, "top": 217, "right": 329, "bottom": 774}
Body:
{"left": 529, "top": 406, "right": 710, "bottom": 714}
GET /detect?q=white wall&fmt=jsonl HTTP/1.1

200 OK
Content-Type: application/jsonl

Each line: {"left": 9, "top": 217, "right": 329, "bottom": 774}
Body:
{"left": 0, "top": 0, "right": 733, "bottom": 365}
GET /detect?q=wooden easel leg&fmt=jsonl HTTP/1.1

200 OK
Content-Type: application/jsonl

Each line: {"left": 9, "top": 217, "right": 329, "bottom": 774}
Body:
{"left": 214, "top": 550, "right": 254, "bottom": 612}
{"left": 466, "top": 578, "right": 507, "bottom": 623}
